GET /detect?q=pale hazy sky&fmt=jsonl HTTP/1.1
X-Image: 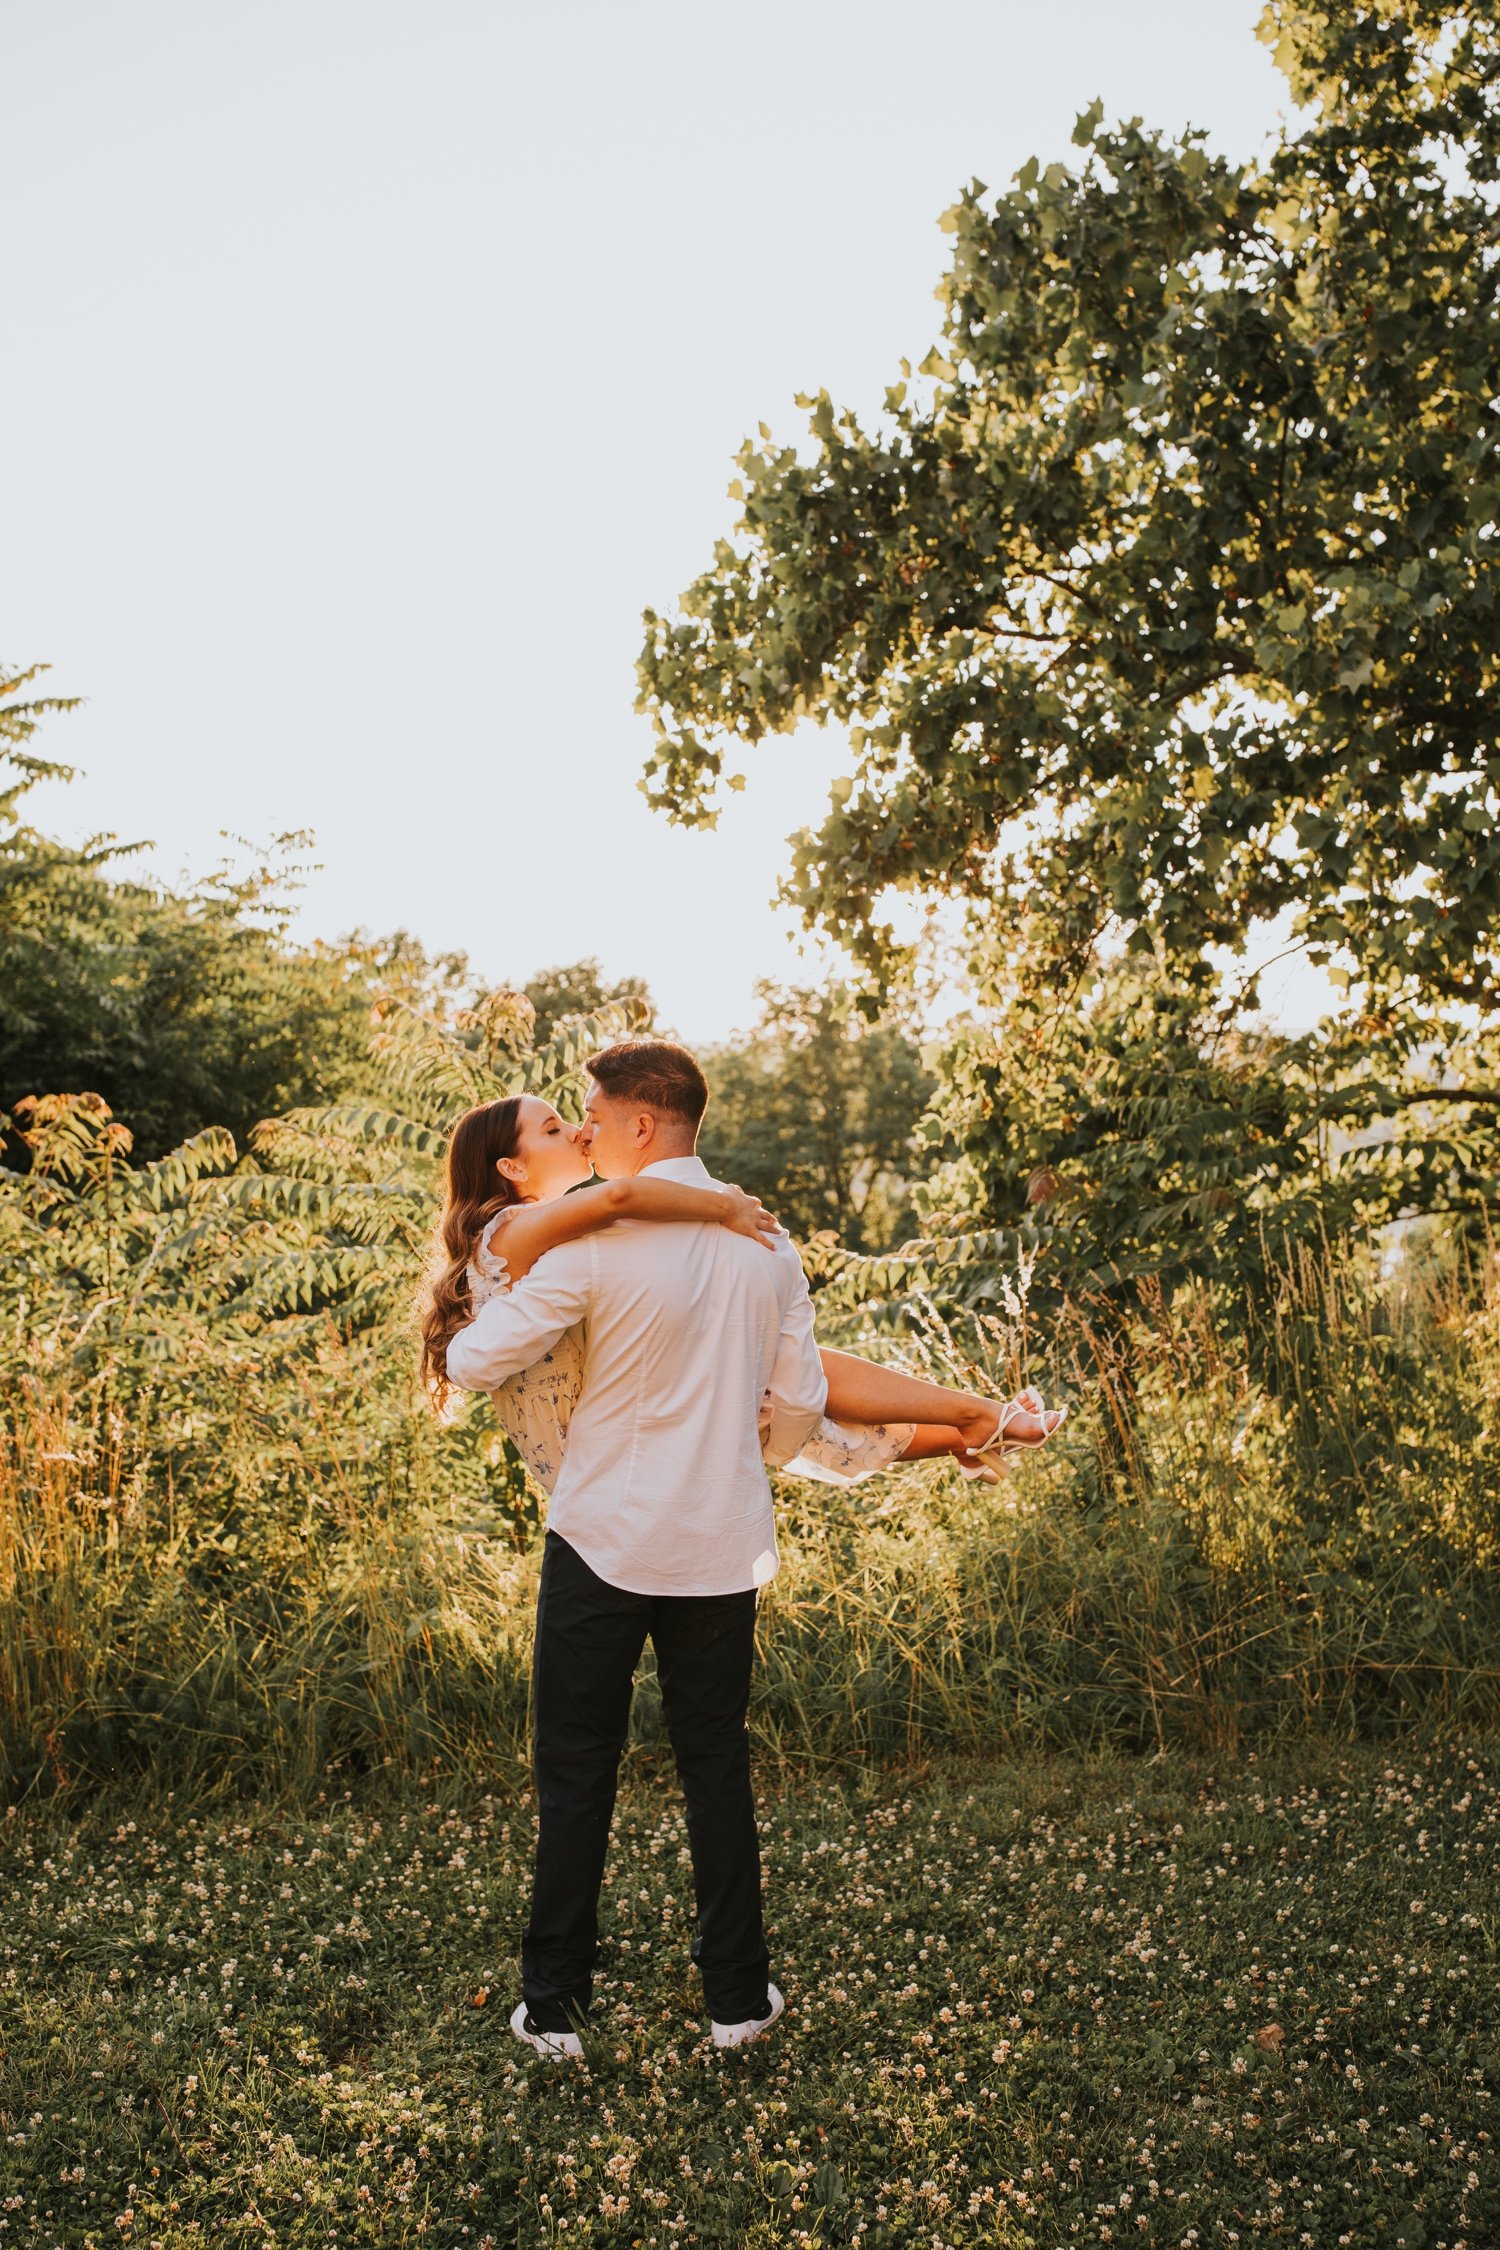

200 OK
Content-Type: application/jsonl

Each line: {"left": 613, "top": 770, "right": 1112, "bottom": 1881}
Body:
{"left": 5, "top": 1, "right": 1307, "bottom": 1041}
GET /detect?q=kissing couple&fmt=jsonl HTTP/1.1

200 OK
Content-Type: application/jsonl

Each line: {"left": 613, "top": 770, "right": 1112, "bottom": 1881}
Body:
{"left": 423, "top": 1038, "right": 1064, "bottom": 2059}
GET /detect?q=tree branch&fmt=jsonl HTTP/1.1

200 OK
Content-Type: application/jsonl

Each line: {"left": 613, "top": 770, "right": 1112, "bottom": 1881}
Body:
{"left": 1346, "top": 1087, "right": 1500, "bottom": 1112}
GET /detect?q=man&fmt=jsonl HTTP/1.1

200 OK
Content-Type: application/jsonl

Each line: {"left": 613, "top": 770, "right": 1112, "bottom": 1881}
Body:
{"left": 444, "top": 1038, "right": 828, "bottom": 2058}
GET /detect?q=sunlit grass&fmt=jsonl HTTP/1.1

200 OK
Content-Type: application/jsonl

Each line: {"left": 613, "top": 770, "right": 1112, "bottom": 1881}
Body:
{"left": 3, "top": 1232, "right": 1500, "bottom": 1797}
{"left": 1, "top": 1738, "right": 1496, "bottom": 2247}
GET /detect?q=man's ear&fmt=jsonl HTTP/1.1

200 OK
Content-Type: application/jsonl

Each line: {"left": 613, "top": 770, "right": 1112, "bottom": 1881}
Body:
{"left": 634, "top": 1109, "right": 657, "bottom": 1149}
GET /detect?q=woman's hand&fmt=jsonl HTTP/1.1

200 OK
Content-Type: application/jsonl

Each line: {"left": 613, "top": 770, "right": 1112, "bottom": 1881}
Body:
{"left": 719, "top": 1183, "right": 781, "bottom": 1247}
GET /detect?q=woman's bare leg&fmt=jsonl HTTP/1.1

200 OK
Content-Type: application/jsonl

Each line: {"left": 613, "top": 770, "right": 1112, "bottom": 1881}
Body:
{"left": 817, "top": 1347, "right": 1056, "bottom": 1455}
{"left": 896, "top": 1421, "right": 998, "bottom": 1463}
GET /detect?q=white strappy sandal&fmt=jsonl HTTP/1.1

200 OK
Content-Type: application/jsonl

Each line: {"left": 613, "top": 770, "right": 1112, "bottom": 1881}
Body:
{"left": 957, "top": 1388, "right": 1067, "bottom": 1483}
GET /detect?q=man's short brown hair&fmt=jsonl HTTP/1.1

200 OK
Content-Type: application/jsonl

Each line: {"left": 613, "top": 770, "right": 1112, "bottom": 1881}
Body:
{"left": 586, "top": 1039, "right": 709, "bottom": 1128}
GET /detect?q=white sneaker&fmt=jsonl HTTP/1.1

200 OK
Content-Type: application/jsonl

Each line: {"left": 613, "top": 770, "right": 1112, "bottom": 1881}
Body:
{"left": 509, "top": 2000, "right": 584, "bottom": 2059}
{"left": 711, "top": 1982, "right": 785, "bottom": 2050}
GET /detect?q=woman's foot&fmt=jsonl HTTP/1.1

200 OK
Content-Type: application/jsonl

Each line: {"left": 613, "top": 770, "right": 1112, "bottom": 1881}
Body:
{"left": 953, "top": 1388, "right": 1057, "bottom": 1452}
{"left": 954, "top": 1388, "right": 1066, "bottom": 1479}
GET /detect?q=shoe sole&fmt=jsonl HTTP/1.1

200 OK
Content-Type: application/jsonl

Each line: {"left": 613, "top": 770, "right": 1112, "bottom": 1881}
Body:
{"left": 712, "top": 1985, "right": 785, "bottom": 2049}
{"left": 509, "top": 2002, "right": 583, "bottom": 2059}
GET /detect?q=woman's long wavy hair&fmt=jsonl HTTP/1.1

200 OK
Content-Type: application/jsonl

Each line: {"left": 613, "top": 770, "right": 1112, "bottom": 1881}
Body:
{"left": 419, "top": 1095, "right": 525, "bottom": 1410}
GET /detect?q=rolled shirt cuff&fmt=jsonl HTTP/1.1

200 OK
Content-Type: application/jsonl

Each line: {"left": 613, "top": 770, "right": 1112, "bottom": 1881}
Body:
{"left": 760, "top": 1400, "right": 828, "bottom": 1469}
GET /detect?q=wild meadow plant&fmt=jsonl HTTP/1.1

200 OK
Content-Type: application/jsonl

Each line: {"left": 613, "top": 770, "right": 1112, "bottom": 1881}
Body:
{"left": 2, "top": 1190, "right": 1497, "bottom": 1799}
{"left": 745, "top": 1225, "right": 1500, "bottom": 1768}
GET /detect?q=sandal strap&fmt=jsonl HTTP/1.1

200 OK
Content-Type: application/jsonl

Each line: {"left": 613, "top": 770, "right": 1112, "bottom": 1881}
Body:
{"left": 971, "top": 1397, "right": 1065, "bottom": 1463}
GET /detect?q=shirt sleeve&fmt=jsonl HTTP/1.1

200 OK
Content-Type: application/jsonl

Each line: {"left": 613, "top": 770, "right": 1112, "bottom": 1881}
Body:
{"left": 444, "top": 1240, "right": 594, "bottom": 1393}
{"left": 759, "top": 1232, "right": 830, "bottom": 1466}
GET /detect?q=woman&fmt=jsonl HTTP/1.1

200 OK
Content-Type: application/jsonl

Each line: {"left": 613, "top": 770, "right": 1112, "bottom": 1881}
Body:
{"left": 419, "top": 1094, "right": 1063, "bottom": 1492}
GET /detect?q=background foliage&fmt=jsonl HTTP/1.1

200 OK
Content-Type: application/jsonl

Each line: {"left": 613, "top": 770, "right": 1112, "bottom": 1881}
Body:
{"left": 699, "top": 982, "right": 934, "bottom": 1253}
{"left": 3, "top": 867, "right": 1498, "bottom": 1801}
{"left": 1, "top": 674, "right": 472, "bottom": 1163}
{"left": 5, "top": 2, "right": 1500, "bottom": 1808}
{"left": 634, "top": 0, "right": 1500, "bottom": 1356}
{"left": 637, "top": 2, "right": 1500, "bottom": 1017}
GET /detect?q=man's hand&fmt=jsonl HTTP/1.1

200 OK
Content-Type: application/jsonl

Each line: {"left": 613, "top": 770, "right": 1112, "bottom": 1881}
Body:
{"left": 719, "top": 1183, "right": 781, "bottom": 1247}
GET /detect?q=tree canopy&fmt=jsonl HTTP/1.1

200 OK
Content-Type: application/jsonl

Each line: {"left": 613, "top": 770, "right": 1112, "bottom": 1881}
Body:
{"left": 699, "top": 982, "right": 934, "bottom": 1252}
{"left": 0, "top": 675, "right": 466, "bottom": 1160}
{"left": 918, "top": 951, "right": 1493, "bottom": 1303}
{"left": 636, "top": 1, "right": 1500, "bottom": 1019}
{"left": 523, "top": 958, "right": 656, "bottom": 1045}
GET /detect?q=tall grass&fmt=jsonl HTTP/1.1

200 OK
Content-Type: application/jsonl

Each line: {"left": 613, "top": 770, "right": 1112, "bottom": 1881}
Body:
{"left": 2, "top": 1237, "right": 1497, "bottom": 1803}
{"left": 0, "top": 1323, "right": 536, "bottom": 1801}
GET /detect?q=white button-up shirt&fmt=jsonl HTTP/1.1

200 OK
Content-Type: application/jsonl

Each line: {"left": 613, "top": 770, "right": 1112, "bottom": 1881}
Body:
{"left": 443, "top": 1155, "right": 829, "bottom": 1596}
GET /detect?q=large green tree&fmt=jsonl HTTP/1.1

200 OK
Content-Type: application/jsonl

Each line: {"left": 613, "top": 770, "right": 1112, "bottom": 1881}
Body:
{"left": 636, "top": 0, "right": 1500, "bottom": 1022}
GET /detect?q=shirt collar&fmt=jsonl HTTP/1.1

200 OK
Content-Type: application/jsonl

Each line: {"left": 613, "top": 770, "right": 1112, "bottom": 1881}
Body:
{"left": 637, "top": 1154, "right": 711, "bottom": 1185}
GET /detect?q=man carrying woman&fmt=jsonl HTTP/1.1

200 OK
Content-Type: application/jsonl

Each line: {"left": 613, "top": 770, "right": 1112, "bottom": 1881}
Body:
{"left": 431, "top": 1040, "right": 1062, "bottom": 2058}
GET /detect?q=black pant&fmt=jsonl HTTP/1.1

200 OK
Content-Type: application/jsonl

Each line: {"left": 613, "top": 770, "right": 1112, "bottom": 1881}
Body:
{"left": 522, "top": 1529, "right": 772, "bottom": 2031}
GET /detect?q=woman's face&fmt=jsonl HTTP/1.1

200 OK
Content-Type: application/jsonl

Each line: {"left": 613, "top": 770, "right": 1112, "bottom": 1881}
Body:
{"left": 500, "top": 1096, "right": 592, "bottom": 1202}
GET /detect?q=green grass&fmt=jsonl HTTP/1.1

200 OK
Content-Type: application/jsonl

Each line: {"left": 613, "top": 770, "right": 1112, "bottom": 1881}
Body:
{"left": 2, "top": 1735, "right": 1497, "bottom": 2248}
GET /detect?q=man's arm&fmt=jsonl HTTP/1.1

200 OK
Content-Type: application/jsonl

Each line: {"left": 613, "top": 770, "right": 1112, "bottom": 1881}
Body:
{"left": 444, "top": 1239, "right": 594, "bottom": 1393}
{"left": 760, "top": 1233, "right": 830, "bottom": 1466}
